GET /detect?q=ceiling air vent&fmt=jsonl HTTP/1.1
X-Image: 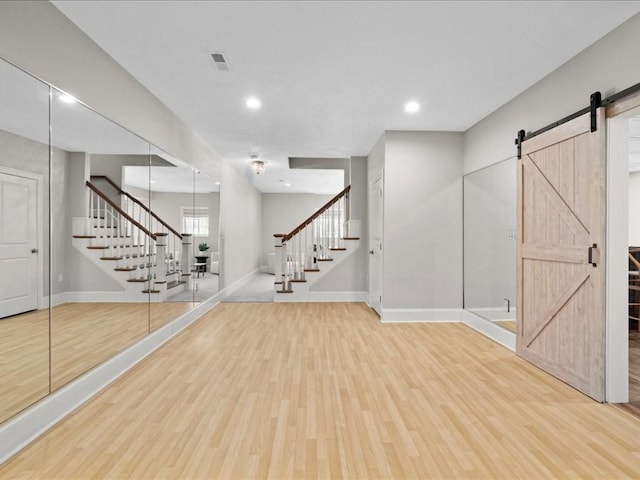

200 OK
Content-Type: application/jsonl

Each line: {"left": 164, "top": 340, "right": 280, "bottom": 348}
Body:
{"left": 211, "top": 52, "right": 230, "bottom": 71}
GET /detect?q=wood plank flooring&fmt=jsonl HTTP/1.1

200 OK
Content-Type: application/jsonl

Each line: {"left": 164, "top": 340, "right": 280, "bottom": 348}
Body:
{"left": 1, "top": 302, "right": 194, "bottom": 423}
{"left": 2, "top": 302, "right": 640, "bottom": 479}
{"left": 0, "top": 309, "right": 49, "bottom": 423}
{"left": 495, "top": 320, "right": 516, "bottom": 332}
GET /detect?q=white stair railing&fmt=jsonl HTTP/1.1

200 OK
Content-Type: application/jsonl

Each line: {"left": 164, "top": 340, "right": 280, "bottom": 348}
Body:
{"left": 89, "top": 176, "right": 184, "bottom": 284}
{"left": 274, "top": 185, "right": 351, "bottom": 293}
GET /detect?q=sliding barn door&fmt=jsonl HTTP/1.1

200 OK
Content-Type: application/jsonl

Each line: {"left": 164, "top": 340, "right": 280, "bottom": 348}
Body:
{"left": 517, "top": 110, "right": 605, "bottom": 401}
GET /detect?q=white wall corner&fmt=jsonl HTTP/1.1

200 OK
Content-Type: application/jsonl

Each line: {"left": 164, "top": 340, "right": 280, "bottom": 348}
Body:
{"left": 381, "top": 308, "right": 463, "bottom": 323}
{"left": 460, "top": 309, "right": 516, "bottom": 351}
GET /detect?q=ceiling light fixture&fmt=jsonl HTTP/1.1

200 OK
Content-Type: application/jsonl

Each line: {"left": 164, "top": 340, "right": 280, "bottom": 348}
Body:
{"left": 250, "top": 154, "right": 265, "bottom": 175}
{"left": 246, "top": 96, "right": 261, "bottom": 109}
{"left": 404, "top": 101, "right": 420, "bottom": 113}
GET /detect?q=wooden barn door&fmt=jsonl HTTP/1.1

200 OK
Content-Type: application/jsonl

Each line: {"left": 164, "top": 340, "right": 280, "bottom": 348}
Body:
{"left": 517, "top": 109, "right": 606, "bottom": 401}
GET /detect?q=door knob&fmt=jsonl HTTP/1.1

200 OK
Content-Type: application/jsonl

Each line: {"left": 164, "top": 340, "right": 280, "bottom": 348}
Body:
{"left": 31, "top": 248, "right": 39, "bottom": 254}
{"left": 369, "top": 250, "right": 374, "bottom": 255}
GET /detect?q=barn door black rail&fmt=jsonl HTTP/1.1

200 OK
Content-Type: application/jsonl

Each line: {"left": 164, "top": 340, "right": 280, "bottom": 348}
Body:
{"left": 516, "top": 79, "right": 640, "bottom": 158}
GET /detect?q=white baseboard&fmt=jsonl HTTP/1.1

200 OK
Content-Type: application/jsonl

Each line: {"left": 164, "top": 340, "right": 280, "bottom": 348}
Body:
{"left": 460, "top": 310, "right": 516, "bottom": 351}
{"left": 64, "top": 291, "right": 149, "bottom": 303}
{"left": 41, "top": 293, "right": 68, "bottom": 308}
{"left": 306, "top": 291, "right": 368, "bottom": 302}
{"left": 0, "top": 297, "right": 219, "bottom": 465}
{"left": 381, "top": 308, "right": 463, "bottom": 323}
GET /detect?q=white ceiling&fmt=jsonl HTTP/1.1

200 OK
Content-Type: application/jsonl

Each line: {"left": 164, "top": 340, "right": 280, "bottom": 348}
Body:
{"left": 52, "top": 0, "right": 640, "bottom": 192}
{"left": 124, "top": 166, "right": 220, "bottom": 193}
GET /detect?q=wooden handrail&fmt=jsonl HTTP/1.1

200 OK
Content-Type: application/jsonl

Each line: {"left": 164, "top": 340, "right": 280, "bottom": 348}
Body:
{"left": 86, "top": 181, "right": 156, "bottom": 240}
{"left": 90, "top": 175, "right": 182, "bottom": 239}
{"left": 281, "top": 185, "right": 350, "bottom": 242}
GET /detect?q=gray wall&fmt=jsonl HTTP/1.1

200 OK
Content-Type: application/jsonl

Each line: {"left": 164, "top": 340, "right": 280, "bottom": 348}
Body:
{"left": 261, "top": 193, "right": 333, "bottom": 265}
{"left": 383, "top": 131, "right": 463, "bottom": 309}
{"left": 463, "top": 159, "right": 517, "bottom": 309}
{"left": 463, "top": 13, "right": 640, "bottom": 174}
{"left": 312, "top": 156, "right": 368, "bottom": 293}
{"left": 220, "top": 162, "right": 262, "bottom": 287}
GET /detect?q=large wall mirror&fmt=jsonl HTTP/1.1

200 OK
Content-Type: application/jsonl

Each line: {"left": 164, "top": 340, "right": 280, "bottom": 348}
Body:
{"left": 463, "top": 157, "right": 517, "bottom": 333}
{"left": 0, "top": 55, "right": 222, "bottom": 425}
{"left": 50, "top": 87, "right": 153, "bottom": 390}
{"left": 0, "top": 58, "right": 51, "bottom": 423}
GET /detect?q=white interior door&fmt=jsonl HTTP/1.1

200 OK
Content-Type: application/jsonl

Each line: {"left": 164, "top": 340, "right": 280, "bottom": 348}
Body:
{"left": 0, "top": 172, "right": 38, "bottom": 318}
{"left": 369, "top": 172, "right": 383, "bottom": 315}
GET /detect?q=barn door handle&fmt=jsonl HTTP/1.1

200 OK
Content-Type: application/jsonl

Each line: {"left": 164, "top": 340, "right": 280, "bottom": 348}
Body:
{"left": 588, "top": 243, "right": 597, "bottom": 267}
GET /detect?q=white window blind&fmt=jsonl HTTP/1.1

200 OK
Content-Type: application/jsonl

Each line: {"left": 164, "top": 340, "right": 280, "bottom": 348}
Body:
{"left": 182, "top": 207, "right": 209, "bottom": 236}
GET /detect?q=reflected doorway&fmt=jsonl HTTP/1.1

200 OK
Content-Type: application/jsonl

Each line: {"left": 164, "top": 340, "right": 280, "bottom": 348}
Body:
{"left": 0, "top": 168, "right": 41, "bottom": 318}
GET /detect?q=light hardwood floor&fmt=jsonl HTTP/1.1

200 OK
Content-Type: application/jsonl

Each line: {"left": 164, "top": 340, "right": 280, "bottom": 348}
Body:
{"left": 1, "top": 302, "right": 195, "bottom": 423}
{"left": 0, "top": 309, "right": 49, "bottom": 423}
{"left": 495, "top": 320, "right": 516, "bottom": 333}
{"left": 2, "top": 302, "right": 640, "bottom": 479}
{"left": 51, "top": 302, "right": 194, "bottom": 391}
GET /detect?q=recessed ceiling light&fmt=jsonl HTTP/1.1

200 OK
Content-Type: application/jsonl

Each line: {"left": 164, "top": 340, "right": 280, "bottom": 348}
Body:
{"left": 150, "top": 180, "right": 156, "bottom": 184}
{"left": 215, "top": 181, "right": 221, "bottom": 185}
{"left": 404, "top": 101, "right": 420, "bottom": 113}
{"left": 59, "top": 94, "right": 77, "bottom": 104}
{"left": 246, "top": 97, "right": 261, "bottom": 109}
{"left": 284, "top": 183, "right": 291, "bottom": 187}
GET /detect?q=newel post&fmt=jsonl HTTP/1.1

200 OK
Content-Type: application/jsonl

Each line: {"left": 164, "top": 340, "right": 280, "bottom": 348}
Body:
{"left": 182, "top": 233, "right": 193, "bottom": 289}
{"left": 155, "top": 233, "right": 167, "bottom": 284}
{"left": 274, "top": 234, "right": 285, "bottom": 290}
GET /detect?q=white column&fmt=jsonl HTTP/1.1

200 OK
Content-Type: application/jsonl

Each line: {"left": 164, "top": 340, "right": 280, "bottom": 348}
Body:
{"left": 155, "top": 233, "right": 167, "bottom": 284}
{"left": 182, "top": 233, "right": 193, "bottom": 290}
{"left": 274, "top": 234, "right": 285, "bottom": 292}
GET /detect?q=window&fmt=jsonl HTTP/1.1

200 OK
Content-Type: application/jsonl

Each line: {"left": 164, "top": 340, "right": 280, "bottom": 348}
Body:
{"left": 182, "top": 207, "right": 209, "bottom": 236}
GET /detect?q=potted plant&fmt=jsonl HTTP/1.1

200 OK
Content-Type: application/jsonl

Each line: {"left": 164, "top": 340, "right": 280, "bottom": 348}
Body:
{"left": 198, "top": 242, "right": 210, "bottom": 253}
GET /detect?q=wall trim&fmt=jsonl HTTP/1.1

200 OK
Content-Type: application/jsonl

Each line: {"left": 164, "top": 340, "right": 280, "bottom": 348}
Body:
{"left": 0, "top": 297, "right": 220, "bottom": 466}
{"left": 64, "top": 291, "right": 148, "bottom": 303}
{"left": 42, "top": 292, "right": 68, "bottom": 308}
{"left": 306, "top": 291, "right": 368, "bottom": 302}
{"left": 381, "top": 308, "right": 463, "bottom": 323}
{"left": 460, "top": 309, "right": 516, "bottom": 351}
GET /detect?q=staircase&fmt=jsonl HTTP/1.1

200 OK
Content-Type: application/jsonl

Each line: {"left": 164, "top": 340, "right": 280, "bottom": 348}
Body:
{"left": 71, "top": 176, "right": 192, "bottom": 302}
{"left": 273, "top": 185, "right": 360, "bottom": 302}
